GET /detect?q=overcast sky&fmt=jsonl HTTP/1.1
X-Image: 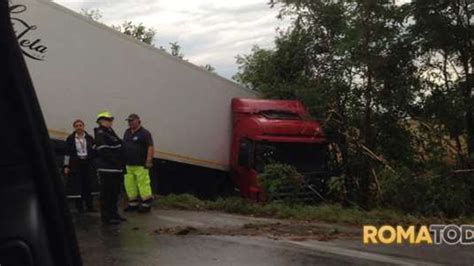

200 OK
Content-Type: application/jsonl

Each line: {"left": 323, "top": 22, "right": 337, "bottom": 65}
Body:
{"left": 53, "top": 0, "right": 287, "bottom": 80}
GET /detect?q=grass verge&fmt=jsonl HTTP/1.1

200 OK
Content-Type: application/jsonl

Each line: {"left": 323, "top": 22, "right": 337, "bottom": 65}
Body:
{"left": 153, "top": 194, "right": 473, "bottom": 226}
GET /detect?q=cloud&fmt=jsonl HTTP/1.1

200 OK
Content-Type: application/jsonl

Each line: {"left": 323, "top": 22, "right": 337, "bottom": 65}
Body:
{"left": 53, "top": 0, "right": 287, "bottom": 80}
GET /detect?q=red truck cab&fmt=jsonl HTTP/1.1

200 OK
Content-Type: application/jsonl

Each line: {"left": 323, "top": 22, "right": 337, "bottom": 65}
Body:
{"left": 230, "top": 98, "right": 329, "bottom": 201}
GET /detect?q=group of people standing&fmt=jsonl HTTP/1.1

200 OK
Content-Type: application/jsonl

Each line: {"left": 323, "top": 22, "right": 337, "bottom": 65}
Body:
{"left": 63, "top": 111, "right": 155, "bottom": 225}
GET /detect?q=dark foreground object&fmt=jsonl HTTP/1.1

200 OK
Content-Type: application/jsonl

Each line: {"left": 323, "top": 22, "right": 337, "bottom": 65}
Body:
{"left": 0, "top": 3, "right": 81, "bottom": 265}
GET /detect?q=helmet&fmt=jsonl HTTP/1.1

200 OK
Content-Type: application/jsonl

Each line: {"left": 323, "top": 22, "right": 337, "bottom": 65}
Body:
{"left": 96, "top": 111, "right": 114, "bottom": 122}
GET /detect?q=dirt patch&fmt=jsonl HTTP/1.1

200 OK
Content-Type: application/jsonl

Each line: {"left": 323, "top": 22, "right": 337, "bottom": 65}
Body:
{"left": 152, "top": 222, "right": 359, "bottom": 241}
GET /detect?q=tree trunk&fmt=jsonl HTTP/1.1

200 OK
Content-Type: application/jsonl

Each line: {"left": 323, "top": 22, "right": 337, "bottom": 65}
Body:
{"left": 359, "top": 2, "right": 375, "bottom": 208}
{"left": 457, "top": 1, "right": 474, "bottom": 164}
{"left": 464, "top": 95, "right": 474, "bottom": 165}
{"left": 361, "top": 67, "right": 374, "bottom": 207}
{"left": 461, "top": 56, "right": 474, "bottom": 165}
{"left": 455, "top": 135, "right": 466, "bottom": 168}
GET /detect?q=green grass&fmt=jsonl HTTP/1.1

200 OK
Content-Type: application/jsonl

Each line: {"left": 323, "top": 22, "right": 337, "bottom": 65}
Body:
{"left": 154, "top": 194, "right": 206, "bottom": 210}
{"left": 154, "top": 194, "right": 473, "bottom": 226}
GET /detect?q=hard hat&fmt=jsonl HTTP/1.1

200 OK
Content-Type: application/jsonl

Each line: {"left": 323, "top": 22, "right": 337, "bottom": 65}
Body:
{"left": 96, "top": 111, "right": 114, "bottom": 122}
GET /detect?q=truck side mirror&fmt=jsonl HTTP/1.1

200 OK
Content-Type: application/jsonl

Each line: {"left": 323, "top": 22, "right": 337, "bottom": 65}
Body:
{"left": 238, "top": 138, "right": 253, "bottom": 167}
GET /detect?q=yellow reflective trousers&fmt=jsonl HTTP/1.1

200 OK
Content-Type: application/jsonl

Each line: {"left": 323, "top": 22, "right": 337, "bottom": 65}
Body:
{"left": 124, "top": 165, "right": 153, "bottom": 201}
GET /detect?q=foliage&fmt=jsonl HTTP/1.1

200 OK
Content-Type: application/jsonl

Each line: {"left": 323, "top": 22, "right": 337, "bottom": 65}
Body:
{"left": 237, "top": 0, "right": 419, "bottom": 207}
{"left": 258, "top": 164, "right": 304, "bottom": 202}
{"left": 411, "top": 0, "right": 474, "bottom": 161}
{"left": 379, "top": 165, "right": 472, "bottom": 218}
{"left": 233, "top": 0, "right": 474, "bottom": 216}
{"left": 233, "top": 30, "right": 312, "bottom": 100}
{"left": 327, "top": 175, "right": 347, "bottom": 203}
{"left": 80, "top": 8, "right": 102, "bottom": 21}
{"left": 112, "top": 21, "right": 156, "bottom": 46}
{"left": 169, "top": 41, "right": 184, "bottom": 59}
{"left": 201, "top": 64, "right": 216, "bottom": 73}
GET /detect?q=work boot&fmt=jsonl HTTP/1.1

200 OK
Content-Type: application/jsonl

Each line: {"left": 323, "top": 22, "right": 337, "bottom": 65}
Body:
{"left": 138, "top": 198, "right": 152, "bottom": 213}
{"left": 124, "top": 200, "right": 139, "bottom": 212}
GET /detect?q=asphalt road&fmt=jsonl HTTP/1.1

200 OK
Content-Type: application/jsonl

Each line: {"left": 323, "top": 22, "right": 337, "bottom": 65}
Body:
{"left": 73, "top": 209, "right": 473, "bottom": 266}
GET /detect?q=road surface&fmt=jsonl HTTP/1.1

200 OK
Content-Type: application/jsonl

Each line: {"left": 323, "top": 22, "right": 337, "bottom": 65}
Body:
{"left": 73, "top": 209, "right": 473, "bottom": 266}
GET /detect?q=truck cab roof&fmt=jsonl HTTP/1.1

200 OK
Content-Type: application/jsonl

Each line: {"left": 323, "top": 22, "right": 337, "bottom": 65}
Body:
{"left": 232, "top": 98, "right": 309, "bottom": 116}
{"left": 232, "top": 98, "right": 326, "bottom": 143}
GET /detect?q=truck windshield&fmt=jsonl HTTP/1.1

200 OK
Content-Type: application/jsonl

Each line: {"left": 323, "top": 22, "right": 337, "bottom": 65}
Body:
{"left": 254, "top": 142, "right": 328, "bottom": 174}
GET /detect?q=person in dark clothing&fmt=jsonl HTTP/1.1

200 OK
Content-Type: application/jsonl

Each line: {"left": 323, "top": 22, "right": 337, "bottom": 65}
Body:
{"left": 63, "top": 119, "right": 97, "bottom": 213}
{"left": 94, "top": 111, "right": 127, "bottom": 225}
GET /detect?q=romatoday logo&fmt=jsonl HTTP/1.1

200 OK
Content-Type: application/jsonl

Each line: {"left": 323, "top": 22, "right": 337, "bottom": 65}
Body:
{"left": 363, "top": 225, "right": 474, "bottom": 245}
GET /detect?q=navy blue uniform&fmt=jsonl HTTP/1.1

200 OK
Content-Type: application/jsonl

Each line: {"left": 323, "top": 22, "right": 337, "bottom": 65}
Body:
{"left": 123, "top": 127, "right": 154, "bottom": 166}
{"left": 94, "top": 126, "right": 125, "bottom": 223}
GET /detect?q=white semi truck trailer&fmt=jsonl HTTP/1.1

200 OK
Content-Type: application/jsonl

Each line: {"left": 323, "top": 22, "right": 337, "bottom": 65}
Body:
{"left": 9, "top": 0, "right": 258, "bottom": 196}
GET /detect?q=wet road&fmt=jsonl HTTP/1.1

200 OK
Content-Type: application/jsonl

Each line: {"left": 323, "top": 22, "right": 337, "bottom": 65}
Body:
{"left": 73, "top": 210, "right": 473, "bottom": 266}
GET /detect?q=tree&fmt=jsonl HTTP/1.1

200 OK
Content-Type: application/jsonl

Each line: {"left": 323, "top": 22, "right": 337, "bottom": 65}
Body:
{"left": 201, "top": 64, "right": 216, "bottom": 73}
{"left": 233, "top": 29, "right": 312, "bottom": 100}
{"left": 80, "top": 8, "right": 102, "bottom": 21}
{"left": 411, "top": 0, "right": 474, "bottom": 163}
{"left": 237, "top": 0, "right": 418, "bottom": 206}
{"left": 169, "top": 41, "right": 184, "bottom": 59}
{"left": 112, "top": 21, "right": 156, "bottom": 46}
{"left": 233, "top": 46, "right": 273, "bottom": 90}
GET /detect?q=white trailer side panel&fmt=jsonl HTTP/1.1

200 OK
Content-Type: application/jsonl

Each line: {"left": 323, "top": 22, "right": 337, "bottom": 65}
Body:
{"left": 10, "top": 0, "right": 256, "bottom": 171}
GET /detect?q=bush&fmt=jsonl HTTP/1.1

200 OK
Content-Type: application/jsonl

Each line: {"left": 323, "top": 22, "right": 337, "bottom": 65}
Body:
{"left": 258, "top": 164, "right": 304, "bottom": 202}
{"left": 327, "top": 175, "right": 347, "bottom": 202}
{"left": 379, "top": 166, "right": 472, "bottom": 217}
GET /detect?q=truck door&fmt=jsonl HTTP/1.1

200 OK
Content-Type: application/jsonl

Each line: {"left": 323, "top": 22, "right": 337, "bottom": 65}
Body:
{"left": 236, "top": 138, "right": 260, "bottom": 200}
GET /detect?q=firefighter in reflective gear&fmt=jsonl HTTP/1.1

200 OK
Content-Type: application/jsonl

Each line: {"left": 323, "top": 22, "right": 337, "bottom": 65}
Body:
{"left": 123, "top": 114, "right": 154, "bottom": 213}
{"left": 94, "top": 111, "right": 127, "bottom": 225}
